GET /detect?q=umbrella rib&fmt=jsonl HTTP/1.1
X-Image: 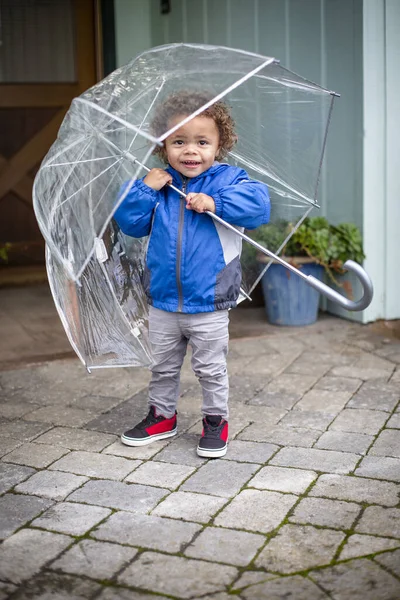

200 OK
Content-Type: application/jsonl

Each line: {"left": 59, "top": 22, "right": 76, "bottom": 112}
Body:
{"left": 127, "top": 77, "right": 166, "bottom": 154}
{"left": 229, "top": 151, "right": 319, "bottom": 208}
{"left": 158, "top": 57, "right": 275, "bottom": 142}
{"left": 74, "top": 98, "right": 161, "bottom": 146}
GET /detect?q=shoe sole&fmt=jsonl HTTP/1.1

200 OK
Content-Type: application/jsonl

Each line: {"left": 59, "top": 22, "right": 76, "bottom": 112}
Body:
{"left": 197, "top": 444, "right": 227, "bottom": 458}
{"left": 121, "top": 428, "right": 177, "bottom": 447}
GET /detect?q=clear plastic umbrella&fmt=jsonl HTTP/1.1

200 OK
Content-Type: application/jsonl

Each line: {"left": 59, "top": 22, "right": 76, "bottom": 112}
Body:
{"left": 33, "top": 43, "right": 373, "bottom": 371}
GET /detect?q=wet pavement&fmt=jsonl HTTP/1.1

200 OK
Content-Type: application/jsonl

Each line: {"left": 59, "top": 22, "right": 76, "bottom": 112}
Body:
{"left": 0, "top": 284, "right": 400, "bottom": 599}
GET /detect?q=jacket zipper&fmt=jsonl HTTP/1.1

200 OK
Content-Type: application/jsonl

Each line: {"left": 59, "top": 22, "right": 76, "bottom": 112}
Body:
{"left": 176, "top": 177, "right": 187, "bottom": 312}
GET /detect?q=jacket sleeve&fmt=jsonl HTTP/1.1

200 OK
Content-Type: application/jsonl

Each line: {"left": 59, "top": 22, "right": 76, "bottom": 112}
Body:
{"left": 212, "top": 169, "right": 270, "bottom": 230}
{"left": 113, "top": 178, "right": 159, "bottom": 238}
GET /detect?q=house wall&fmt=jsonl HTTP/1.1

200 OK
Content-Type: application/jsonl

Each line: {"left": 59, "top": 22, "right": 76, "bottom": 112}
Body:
{"left": 114, "top": 0, "right": 152, "bottom": 67}
{"left": 362, "top": 0, "right": 400, "bottom": 322}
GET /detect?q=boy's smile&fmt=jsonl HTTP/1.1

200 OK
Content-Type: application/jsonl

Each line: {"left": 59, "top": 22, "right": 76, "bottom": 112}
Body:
{"left": 164, "top": 115, "right": 221, "bottom": 178}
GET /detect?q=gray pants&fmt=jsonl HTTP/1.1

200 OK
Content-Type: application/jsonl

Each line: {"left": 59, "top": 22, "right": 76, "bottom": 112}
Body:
{"left": 148, "top": 306, "right": 230, "bottom": 419}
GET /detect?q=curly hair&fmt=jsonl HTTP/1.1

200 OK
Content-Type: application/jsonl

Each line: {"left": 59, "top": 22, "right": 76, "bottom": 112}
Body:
{"left": 150, "top": 90, "right": 237, "bottom": 162}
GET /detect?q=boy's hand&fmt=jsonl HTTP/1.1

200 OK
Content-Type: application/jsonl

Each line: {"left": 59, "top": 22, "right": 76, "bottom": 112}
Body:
{"left": 143, "top": 168, "right": 172, "bottom": 191}
{"left": 186, "top": 193, "right": 216, "bottom": 214}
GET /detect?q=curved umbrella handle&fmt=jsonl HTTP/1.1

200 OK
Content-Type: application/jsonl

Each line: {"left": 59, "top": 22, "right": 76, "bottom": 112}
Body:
{"left": 306, "top": 260, "right": 373, "bottom": 311}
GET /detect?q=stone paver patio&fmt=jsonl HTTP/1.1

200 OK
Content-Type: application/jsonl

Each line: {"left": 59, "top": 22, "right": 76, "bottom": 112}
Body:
{"left": 0, "top": 315, "right": 400, "bottom": 599}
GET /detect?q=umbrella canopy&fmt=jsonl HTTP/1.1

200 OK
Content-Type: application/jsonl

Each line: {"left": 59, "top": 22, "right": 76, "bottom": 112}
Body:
{"left": 33, "top": 43, "right": 339, "bottom": 370}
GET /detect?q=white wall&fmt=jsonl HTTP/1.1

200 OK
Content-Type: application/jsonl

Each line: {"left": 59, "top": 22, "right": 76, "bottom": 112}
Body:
{"left": 114, "top": 0, "right": 152, "bottom": 67}
{"left": 362, "top": 0, "right": 400, "bottom": 322}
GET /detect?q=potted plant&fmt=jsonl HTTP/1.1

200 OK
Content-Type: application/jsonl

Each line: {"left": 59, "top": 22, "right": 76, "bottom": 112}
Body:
{"left": 243, "top": 217, "right": 365, "bottom": 326}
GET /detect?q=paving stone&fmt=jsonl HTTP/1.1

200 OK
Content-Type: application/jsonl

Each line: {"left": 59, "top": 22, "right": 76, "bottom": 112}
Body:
{"left": 0, "top": 420, "right": 51, "bottom": 441}
{"left": 184, "top": 526, "right": 265, "bottom": 566}
{"left": 0, "top": 528, "right": 72, "bottom": 583}
{"left": 0, "top": 494, "right": 53, "bottom": 539}
{"left": 330, "top": 365, "right": 394, "bottom": 381}
{"left": 0, "top": 438, "right": 23, "bottom": 458}
{"left": 214, "top": 489, "right": 297, "bottom": 533}
{"left": 2, "top": 442, "right": 69, "bottom": 469}
{"left": 154, "top": 433, "right": 205, "bottom": 466}
{"left": 255, "top": 524, "right": 344, "bottom": 572}
{"left": 227, "top": 374, "right": 268, "bottom": 403}
{"left": 85, "top": 391, "right": 148, "bottom": 435}
{"left": 314, "top": 376, "right": 363, "bottom": 393}
{"left": 264, "top": 374, "right": 318, "bottom": 395}
{"left": 285, "top": 359, "right": 331, "bottom": 378}
{"left": 374, "top": 548, "right": 400, "bottom": 577}
{"left": 0, "top": 463, "right": 35, "bottom": 494}
{"left": 241, "top": 575, "right": 329, "bottom": 600}
{"left": 118, "top": 552, "right": 238, "bottom": 598}
{"left": 294, "top": 389, "right": 351, "bottom": 413}
{"left": 232, "top": 571, "right": 276, "bottom": 592}
{"left": 34, "top": 426, "right": 117, "bottom": 451}
{"left": 289, "top": 497, "right": 361, "bottom": 529}
{"left": 356, "top": 506, "right": 400, "bottom": 538}
{"left": 97, "top": 588, "right": 161, "bottom": 600}
{"left": 232, "top": 404, "right": 287, "bottom": 427}
{"left": 278, "top": 410, "right": 336, "bottom": 430}
{"left": 315, "top": 431, "right": 373, "bottom": 454}
{"left": 23, "top": 405, "right": 98, "bottom": 427}
{"left": 124, "top": 460, "right": 195, "bottom": 489}
{"left": 387, "top": 413, "right": 400, "bottom": 428}
{"left": 369, "top": 429, "right": 400, "bottom": 458}
{"left": 102, "top": 438, "right": 169, "bottom": 459}
{"left": 180, "top": 460, "right": 259, "bottom": 498}
{"left": 239, "top": 425, "right": 320, "bottom": 447}
{"left": 0, "top": 402, "right": 40, "bottom": 419}
{"left": 248, "top": 390, "right": 301, "bottom": 410}
{"left": 339, "top": 534, "right": 400, "bottom": 560}
{"left": 152, "top": 490, "right": 227, "bottom": 523}
{"left": 49, "top": 450, "right": 139, "bottom": 480}
{"left": 31, "top": 502, "right": 111, "bottom": 535}
{"left": 0, "top": 582, "right": 17, "bottom": 600}
{"left": 355, "top": 456, "right": 400, "bottom": 482}
{"left": 270, "top": 447, "right": 359, "bottom": 474}
{"left": 244, "top": 351, "right": 301, "bottom": 379}
{"left": 93, "top": 511, "right": 201, "bottom": 552}
{"left": 67, "top": 394, "right": 125, "bottom": 412}
{"left": 68, "top": 479, "right": 168, "bottom": 512}
{"left": 348, "top": 381, "right": 400, "bottom": 412}
{"left": 50, "top": 539, "right": 137, "bottom": 579}
{"left": 248, "top": 466, "right": 317, "bottom": 494}
{"left": 221, "top": 440, "right": 278, "bottom": 463}
{"left": 7, "top": 571, "right": 102, "bottom": 599}
{"left": 15, "top": 470, "right": 88, "bottom": 501}
{"left": 309, "top": 474, "right": 400, "bottom": 506}
{"left": 310, "top": 557, "right": 400, "bottom": 600}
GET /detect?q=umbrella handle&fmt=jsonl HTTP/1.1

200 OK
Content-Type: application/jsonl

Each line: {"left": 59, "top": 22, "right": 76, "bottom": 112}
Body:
{"left": 208, "top": 211, "right": 374, "bottom": 312}
{"left": 302, "top": 260, "right": 373, "bottom": 311}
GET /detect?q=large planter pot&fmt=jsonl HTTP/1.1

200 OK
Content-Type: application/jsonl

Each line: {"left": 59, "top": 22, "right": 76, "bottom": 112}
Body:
{"left": 259, "top": 258, "right": 324, "bottom": 326}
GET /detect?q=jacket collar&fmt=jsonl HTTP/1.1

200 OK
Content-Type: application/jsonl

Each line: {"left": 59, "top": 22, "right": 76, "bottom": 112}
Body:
{"left": 166, "top": 162, "right": 223, "bottom": 186}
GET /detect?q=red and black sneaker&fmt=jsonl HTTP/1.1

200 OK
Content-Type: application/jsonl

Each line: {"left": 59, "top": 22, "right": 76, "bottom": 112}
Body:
{"left": 121, "top": 406, "right": 177, "bottom": 447}
{"left": 197, "top": 415, "right": 228, "bottom": 458}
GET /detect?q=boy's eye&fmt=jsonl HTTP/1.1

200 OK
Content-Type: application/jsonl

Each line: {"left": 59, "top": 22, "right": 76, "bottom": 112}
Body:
{"left": 173, "top": 140, "right": 184, "bottom": 145}
{"left": 199, "top": 140, "right": 208, "bottom": 146}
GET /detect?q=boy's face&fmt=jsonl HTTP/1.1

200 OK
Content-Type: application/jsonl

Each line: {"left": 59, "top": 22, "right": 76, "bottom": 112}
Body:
{"left": 164, "top": 115, "right": 221, "bottom": 178}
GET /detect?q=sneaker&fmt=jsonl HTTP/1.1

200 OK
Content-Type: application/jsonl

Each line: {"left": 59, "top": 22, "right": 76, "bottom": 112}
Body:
{"left": 121, "top": 406, "right": 177, "bottom": 447}
{"left": 197, "top": 415, "right": 228, "bottom": 458}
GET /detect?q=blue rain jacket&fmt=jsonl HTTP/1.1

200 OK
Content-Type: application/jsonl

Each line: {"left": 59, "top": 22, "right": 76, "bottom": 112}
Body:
{"left": 114, "top": 163, "right": 270, "bottom": 313}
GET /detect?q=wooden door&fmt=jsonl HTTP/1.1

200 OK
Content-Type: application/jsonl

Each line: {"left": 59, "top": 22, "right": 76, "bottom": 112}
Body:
{"left": 0, "top": 0, "right": 100, "bottom": 279}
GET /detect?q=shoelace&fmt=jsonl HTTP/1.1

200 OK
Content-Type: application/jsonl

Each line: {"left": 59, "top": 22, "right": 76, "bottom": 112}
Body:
{"left": 204, "top": 419, "right": 223, "bottom": 438}
{"left": 137, "top": 410, "right": 159, "bottom": 430}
